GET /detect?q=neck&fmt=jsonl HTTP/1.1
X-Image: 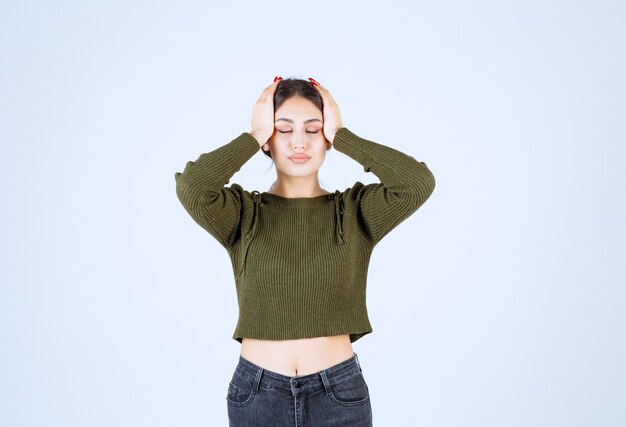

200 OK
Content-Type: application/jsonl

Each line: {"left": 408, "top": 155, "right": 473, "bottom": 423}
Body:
{"left": 268, "top": 174, "right": 329, "bottom": 198}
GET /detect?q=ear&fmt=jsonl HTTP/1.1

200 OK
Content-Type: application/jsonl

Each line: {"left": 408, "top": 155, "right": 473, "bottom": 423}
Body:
{"left": 262, "top": 143, "right": 269, "bottom": 152}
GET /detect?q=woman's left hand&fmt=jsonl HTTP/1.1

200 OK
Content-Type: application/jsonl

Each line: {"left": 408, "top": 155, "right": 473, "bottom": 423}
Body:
{"left": 309, "top": 77, "right": 343, "bottom": 145}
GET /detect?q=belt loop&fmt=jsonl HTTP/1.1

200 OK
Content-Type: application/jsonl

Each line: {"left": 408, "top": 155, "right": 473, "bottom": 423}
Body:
{"left": 318, "top": 370, "right": 333, "bottom": 395}
{"left": 253, "top": 367, "right": 264, "bottom": 392}
{"left": 354, "top": 352, "right": 362, "bottom": 372}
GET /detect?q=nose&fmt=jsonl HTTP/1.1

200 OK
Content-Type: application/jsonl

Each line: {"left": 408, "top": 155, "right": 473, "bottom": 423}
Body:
{"left": 291, "top": 131, "right": 306, "bottom": 149}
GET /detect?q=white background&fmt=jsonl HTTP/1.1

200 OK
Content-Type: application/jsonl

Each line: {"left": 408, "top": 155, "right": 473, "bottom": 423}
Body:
{"left": 2, "top": 1, "right": 625, "bottom": 426}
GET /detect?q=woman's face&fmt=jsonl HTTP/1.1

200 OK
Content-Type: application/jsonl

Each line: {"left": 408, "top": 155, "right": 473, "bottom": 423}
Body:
{"left": 264, "top": 96, "right": 329, "bottom": 178}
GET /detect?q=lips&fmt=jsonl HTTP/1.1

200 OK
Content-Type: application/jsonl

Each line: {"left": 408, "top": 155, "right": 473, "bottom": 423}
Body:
{"left": 289, "top": 154, "right": 311, "bottom": 160}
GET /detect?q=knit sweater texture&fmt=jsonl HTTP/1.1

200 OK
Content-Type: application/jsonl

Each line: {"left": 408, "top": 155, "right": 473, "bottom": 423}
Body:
{"left": 174, "top": 127, "right": 435, "bottom": 343}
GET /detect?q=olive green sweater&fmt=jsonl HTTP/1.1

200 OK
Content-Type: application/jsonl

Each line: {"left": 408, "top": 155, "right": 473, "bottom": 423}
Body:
{"left": 174, "top": 127, "right": 435, "bottom": 343}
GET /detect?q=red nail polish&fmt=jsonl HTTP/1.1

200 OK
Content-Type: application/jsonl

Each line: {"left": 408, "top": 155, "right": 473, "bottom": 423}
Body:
{"left": 273, "top": 76, "right": 278, "bottom": 82}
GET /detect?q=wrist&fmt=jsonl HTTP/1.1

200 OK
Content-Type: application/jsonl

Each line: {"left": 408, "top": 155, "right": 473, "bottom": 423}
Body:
{"left": 250, "top": 131, "right": 266, "bottom": 147}
{"left": 327, "top": 128, "right": 341, "bottom": 144}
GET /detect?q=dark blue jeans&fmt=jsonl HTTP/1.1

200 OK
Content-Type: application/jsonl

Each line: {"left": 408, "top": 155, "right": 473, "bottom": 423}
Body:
{"left": 226, "top": 352, "right": 373, "bottom": 426}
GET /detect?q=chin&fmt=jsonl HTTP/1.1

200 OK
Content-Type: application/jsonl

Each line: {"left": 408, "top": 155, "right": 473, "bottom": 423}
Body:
{"left": 278, "top": 159, "right": 324, "bottom": 174}
{"left": 288, "top": 170, "right": 316, "bottom": 177}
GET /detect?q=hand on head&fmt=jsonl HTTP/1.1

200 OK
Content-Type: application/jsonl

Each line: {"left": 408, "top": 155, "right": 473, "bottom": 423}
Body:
{"left": 250, "top": 76, "right": 344, "bottom": 149}
{"left": 250, "top": 76, "right": 282, "bottom": 147}
{"left": 308, "top": 77, "right": 343, "bottom": 145}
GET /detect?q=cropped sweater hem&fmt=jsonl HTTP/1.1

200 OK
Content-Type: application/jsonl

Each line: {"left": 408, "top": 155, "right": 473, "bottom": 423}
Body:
{"left": 233, "top": 328, "right": 373, "bottom": 344}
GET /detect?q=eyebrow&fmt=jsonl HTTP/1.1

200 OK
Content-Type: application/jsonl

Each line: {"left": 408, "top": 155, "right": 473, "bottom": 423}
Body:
{"left": 275, "top": 118, "right": 322, "bottom": 124}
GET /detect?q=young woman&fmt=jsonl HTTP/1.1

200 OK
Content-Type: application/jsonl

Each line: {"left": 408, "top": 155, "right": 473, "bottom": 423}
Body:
{"left": 175, "top": 76, "right": 435, "bottom": 426}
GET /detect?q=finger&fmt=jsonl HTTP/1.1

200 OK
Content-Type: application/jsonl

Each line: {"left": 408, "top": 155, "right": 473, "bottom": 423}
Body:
{"left": 267, "top": 78, "right": 281, "bottom": 98}
{"left": 257, "top": 85, "right": 272, "bottom": 102}
{"left": 313, "top": 84, "right": 337, "bottom": 107}
{"left": 316, "top": 84, "right": 336, "bottom": 103}
{"left": 258, "top": 79, "right": 281, "bottom": 103}
{"left": 309, "top": 79, "right": 334, "bottom": 101}
{"left": 310, "top": 81, "right": 326, "bottom": 99}
{"left": 257, "top": 78, "right": 281, "bottom": 102}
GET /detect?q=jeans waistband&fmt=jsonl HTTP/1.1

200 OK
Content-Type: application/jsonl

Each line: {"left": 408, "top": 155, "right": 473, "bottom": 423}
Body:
{"left": 234, "top": 352, "right": 363, "bottom": 395}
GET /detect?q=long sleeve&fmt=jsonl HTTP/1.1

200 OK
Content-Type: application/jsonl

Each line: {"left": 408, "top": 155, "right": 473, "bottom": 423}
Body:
{"left": 174, "top": 132, "right": 260, "bottom": 249}
{"left": 332, "top": 127, "right": 435, "bottom": 245}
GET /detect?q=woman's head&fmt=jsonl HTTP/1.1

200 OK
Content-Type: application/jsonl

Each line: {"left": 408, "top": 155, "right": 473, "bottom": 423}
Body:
{"left": 261, "top": 78, "right": 329, "bottom": 160}
{"left": 260, "top": 78, "right": 332, "bottom": 185}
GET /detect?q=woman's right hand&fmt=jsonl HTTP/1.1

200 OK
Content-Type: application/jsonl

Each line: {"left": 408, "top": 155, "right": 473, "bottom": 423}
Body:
{"left": 250, "top": 76, "right": 282, "bottom": 147}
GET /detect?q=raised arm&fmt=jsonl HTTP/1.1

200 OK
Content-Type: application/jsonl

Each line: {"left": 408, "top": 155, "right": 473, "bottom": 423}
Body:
{"left": 310, "top": 77, "right": 435, "bottom": 245}
{"left": 174, "top": 133, "right": 260, "bottom": 249}
{"left": 333, "top": 128, "right": 435, "bottom": 244}
{"left": 174, "top": 77, "right": 282, "bottom": 249}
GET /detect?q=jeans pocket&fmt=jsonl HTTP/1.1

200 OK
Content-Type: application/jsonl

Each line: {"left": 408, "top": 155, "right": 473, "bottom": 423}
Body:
{"left": 327, "top": 371, "right": 371, "bottom": 407}
{"left": 226, "top": 370, "right": 257, "bottom": 407}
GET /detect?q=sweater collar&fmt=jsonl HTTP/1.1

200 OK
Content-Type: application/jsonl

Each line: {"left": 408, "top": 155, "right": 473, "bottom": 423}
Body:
{"left": 246, "top": 190, "right": 345, "bottom": 245}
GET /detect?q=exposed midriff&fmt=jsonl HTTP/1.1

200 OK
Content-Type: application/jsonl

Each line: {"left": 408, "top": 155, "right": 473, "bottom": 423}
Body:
{"left": 240, "top": 334, "right": 354, "bottom": 376}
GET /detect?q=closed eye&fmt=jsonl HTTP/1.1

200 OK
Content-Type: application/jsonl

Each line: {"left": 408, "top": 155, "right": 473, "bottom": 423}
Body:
{"left": 277, "top": 130, "right": 321, "bottom": 134}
